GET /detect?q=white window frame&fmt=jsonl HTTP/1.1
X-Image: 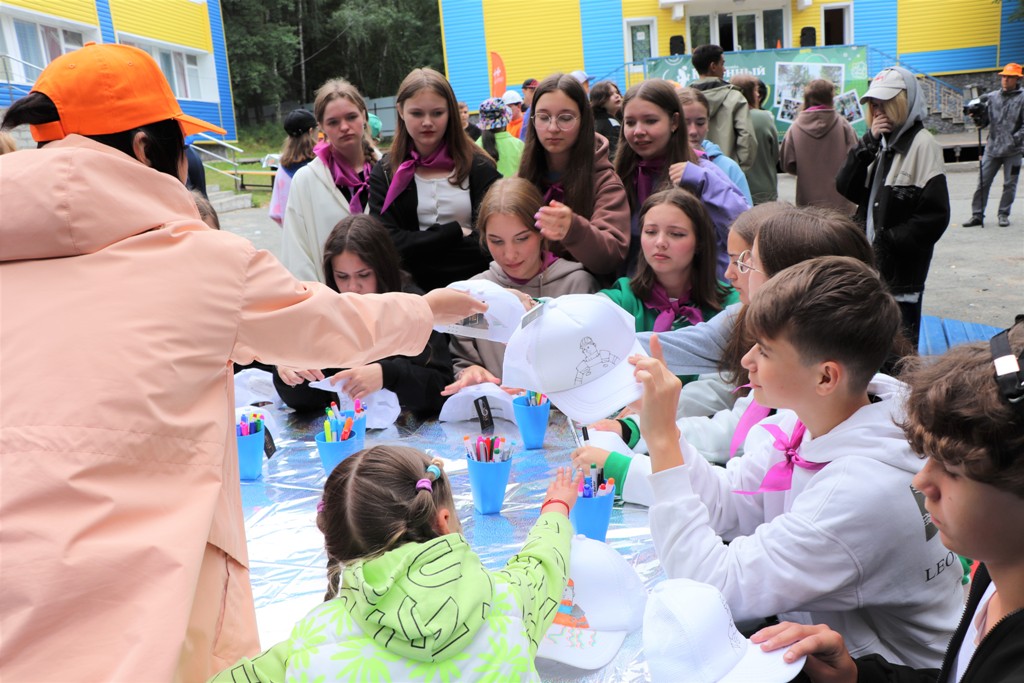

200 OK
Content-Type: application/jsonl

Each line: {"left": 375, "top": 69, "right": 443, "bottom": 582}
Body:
{"left": 821, "top": 2, "right": 854, "bottom": 46}
{"left": 117, "top": 33, "right": 215, "bottom": 102}
{"left": 685, "top": 4, "right": 791, "bottom": 53}
{"left": 0, "top": 8, "right": 97, "bottom": 84}
{"left": 624, "top": 17, "right": 659, "bottom": 63}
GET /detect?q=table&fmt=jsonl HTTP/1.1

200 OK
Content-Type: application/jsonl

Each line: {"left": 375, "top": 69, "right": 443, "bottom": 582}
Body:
{"left": 241, "top": 397, "right": 662, "bottom": 682}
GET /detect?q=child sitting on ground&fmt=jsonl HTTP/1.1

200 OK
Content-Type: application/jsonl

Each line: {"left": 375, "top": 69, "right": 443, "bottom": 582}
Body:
{"left": 210, "top": 447, "right": 580, "bottom": 682}
{"left": 634, "top": 257, "right": 964, "bottom": 668}
{"left": 751, "top": 318, "right": 1024, "bottom": 683}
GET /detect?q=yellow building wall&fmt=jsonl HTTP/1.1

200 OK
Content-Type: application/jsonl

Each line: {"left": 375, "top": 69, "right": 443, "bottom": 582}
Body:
{"left": 109, "top": 0, "right": 211, "bottom": 51}
{"left": 898, "top": 0, "right": 998, "bottom": 54}
{"left": 621, "top": 0, "right": 684, "bottom": 58}
{"left": 481, "top": 0, "right": 584, "bottom": 87}
{"left": 5, "top": 0, "right": 98, "bottom": 26}
{"left": 789, "top": 0, "right": 850, "bottom": 48}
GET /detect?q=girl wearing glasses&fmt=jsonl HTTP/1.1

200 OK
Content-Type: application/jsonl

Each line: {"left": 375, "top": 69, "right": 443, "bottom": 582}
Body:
{"left": 615, "top": 78, "right": 748, "bottom": 278}
{"left": 369, "top": 68, "right": 501, "bottom": 291}
{"left": 518, "top": 73, "right": 630, "bottom": 282}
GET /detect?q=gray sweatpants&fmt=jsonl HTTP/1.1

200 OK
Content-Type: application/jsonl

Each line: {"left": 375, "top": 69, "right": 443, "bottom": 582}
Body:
{"left": 971, "top": 152, "right": 1021, "bottom": 219}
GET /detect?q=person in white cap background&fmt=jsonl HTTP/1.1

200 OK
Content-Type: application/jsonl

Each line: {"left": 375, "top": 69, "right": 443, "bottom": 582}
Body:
{"left": 836, "top": 66, "right": 950, "bottom": 346}
{"left": 571, "top": 69, "right": 592, "bottom": 94}
{"left": 964, "top": 62, "right": 1023, "bottom": 228}
{"left": 0, "top": 43, "right": 484, "bottom": 682}
{"left": 502, "top": 88, "right": 525, "bottom": 139}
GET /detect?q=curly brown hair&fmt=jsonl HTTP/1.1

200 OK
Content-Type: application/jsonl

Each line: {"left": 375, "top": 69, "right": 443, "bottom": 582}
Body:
{"left": 899, "top": 320, "right": 1024, "bottom": 498}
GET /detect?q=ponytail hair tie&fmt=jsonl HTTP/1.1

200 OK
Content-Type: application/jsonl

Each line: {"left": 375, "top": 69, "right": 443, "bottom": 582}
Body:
{"left": 426, "top": 464, "right": 442, "bottom": 480}
{"left": 415, "top": 478, "right": 433, "bottom": 492}
{"left": 316, "top": 500, "right": 325, "bottom": 513}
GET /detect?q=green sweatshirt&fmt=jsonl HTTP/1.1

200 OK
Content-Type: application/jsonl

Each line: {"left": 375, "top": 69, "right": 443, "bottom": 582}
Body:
{"left": 209, "top": 512, "right": 572, "bottom": 683}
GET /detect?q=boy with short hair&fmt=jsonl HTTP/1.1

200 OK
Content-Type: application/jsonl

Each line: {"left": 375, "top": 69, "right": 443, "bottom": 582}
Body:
{"left": 752, "top": 317, "right": 1024, "bottom": 682}
{"left": 635, "top": 256, "right": 964, "bottom": 669}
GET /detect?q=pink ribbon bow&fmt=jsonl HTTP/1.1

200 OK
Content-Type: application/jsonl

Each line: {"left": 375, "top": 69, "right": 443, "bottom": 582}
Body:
{"left": 729, "top": 389, "right": 772, "bottom": 459}
{"left": 646, "top": 282, "right": 704, "bottom": 333}
{"left": 735, "top": 421, "right": 826, "bottom": 495}
{"left": 313, "top": 141, "right": 374, "bottom": 214}
{"left": 381, "top": 143, "right": 454, "bottom": 214}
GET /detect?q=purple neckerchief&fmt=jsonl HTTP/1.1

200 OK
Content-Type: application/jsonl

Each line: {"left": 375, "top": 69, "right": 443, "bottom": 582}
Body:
{"left": 542, "top": 183, "right": 564, "bottom": 205}
{"left": 735, "top": 420, "right": 826, "bottom": 494}
{"left": 644, "top": 281, "right": 703, "bottom": 333}
{"left": 729, "top": 385, "right": 772, "bottom": 459}
{"left": 804, "top": 105, "right": 831, "bottom": 112}
{"left": 504, "top": 251, "right": 559, "bottom": 285}
{"left": 636, "top": 157, "right": 665, "bottom": 210}
{"left": 381, "top": 143, "right": 454, "bottom": 213}
{"left": 313, "top": 141, "right": 373, "bottom": 214}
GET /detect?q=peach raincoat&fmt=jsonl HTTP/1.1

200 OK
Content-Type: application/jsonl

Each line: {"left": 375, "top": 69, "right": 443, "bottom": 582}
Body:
{"left": 0, "top": 136, "right": 434, "bottom": 681}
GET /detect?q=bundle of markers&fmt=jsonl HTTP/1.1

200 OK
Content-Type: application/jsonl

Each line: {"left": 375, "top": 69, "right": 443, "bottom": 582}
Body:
{"left": 322, "top": 400, "right": 362, "bottom": 443}
{"left": 523, "top": 391, "right": 547, "bottom": 407}
{"left": 237, "top": 413, "right": 264, "bottom": 437}
{"left": 580, "top": 462, "right": 614, "bottom": 498}
{"left": 464, "top": 435, "right": 515, "bottom": 462}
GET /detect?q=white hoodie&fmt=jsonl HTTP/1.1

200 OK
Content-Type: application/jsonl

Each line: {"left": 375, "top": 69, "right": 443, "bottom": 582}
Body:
{"left": 648, "top": 374, "right": 964, "bottom": 669}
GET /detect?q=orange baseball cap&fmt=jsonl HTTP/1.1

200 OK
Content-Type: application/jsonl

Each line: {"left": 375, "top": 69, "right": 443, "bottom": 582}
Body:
{"left": 29, "top": 42, "right": 226, "bottom": 142}
{"left": 998, "top": 63, "right": 1023, "bottom": 78}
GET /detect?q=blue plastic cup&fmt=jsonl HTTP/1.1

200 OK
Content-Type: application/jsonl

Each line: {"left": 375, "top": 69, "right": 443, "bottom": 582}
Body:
{"left": 512, "top": 396, "right": 550, "bottom": 450}
{"left": 237, "top": 428, "right": 264, "bottom": 481}
{"left": 570, "top": 492, "right": 615, "bottom": 542}
{"left": 316, "top": 430, "right": 363, "bottom": 475}
{"left": 466, "top": 456, "right": 513, "bottom": 515}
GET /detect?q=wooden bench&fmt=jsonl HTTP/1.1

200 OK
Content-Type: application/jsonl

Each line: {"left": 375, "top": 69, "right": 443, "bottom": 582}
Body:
{"left": 223, "top": 169, "right": 277, "bottom": 191}
{"left": 918, "top": 315, "right": 1002, "bottom": 356}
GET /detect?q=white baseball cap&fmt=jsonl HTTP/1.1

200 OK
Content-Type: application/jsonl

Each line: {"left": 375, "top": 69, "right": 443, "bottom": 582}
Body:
{"left": 536, "top": 535, "right": 646, "bottom": 670}
{"left": 435, "top": 279, "right": 526, "bottom": 343}
{"left": 502, "top": 294, "right": 646, "bottom": 424}
{"left": 570, "top": 69, "right": 591, "bottom": 84}
{"left": 860, "top": 68, "right": 907, "bottom": 103}
{"left": 644, "top": 579, "right": 806, "bottom": 683}
{"left": 501, "top": 89, "right": 524, "bottom": 105}
{"left": 438, "top": 382, "right": 517, "bottom": 423}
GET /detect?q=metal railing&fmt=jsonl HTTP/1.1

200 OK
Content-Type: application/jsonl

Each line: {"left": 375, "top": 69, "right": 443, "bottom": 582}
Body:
{"left": 0, "top": 53, "right": 43, "bottom": 105}
{"left": 190, "top": 132, "right": 245, "bottom": 190}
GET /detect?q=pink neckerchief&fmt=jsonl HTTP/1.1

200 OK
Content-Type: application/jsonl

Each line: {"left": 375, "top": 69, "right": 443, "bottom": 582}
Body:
{"left": 636, "top": 157, "right": 664, "bottom": 209}
{"left": 645, "top": 281, "right": 703, "bottom": 333}
{"left": 729, "top": 387, "right": 772, "bottom": 459}
{"left": 804, "top": 105, "right": 831, "bottom": 112}
{"left": 313, "top": 141, "right": 373, "bottom": 214}
{"left": 542, "top": 182, "right": 564, "bottom": 205}
{"left": 504, "top": 251, "right": 559, "bottom": 285}
{"left": 735, "top": 420, "right": 826, "bottom": 494}
{"left": 381, "top": 142, "right": 454, "bottom": 213}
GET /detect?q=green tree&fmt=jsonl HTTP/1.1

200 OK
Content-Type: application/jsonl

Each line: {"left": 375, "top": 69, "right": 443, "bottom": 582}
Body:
{"left": 323, "top": 0, "right": 443, "bottom": 98}
{"left": 222, "top": 0, "right": 300, "bottom": 122}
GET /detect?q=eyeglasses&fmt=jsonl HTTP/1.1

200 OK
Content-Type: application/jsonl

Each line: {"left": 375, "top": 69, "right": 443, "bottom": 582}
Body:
{"left": 735, "top": 250, "right": 762, "bottom": 275}
{"left": 534, "top": 113, "right": 580, "bottom": 131}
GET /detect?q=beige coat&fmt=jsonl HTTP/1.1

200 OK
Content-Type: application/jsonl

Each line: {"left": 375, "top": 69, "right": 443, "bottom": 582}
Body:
{"left": 0, "top": 136, "right": 433, "bottom": 682}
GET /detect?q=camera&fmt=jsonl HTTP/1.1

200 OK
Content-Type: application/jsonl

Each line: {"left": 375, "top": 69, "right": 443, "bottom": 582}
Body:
{"left": 963, "top": 96, "right": 989, "bottom": 127}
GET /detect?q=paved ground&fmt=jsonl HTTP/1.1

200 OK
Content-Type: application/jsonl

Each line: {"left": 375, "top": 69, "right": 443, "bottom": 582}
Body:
{"left": 220, "top": 164, "right": 1022, "bottom": 329}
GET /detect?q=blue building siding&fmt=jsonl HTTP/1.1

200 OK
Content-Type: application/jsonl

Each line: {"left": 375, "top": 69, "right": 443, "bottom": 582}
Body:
{"left": 580, "top": 0, "right": 625, "bottom": 92}
{"left": 1002, "top": 0, "right": 1024, "bottom": 70}
{"left": 442, "top": 0, "right": 489, "bottom": 111}
{"left": 854, "top": 0, "right": 897, "bottom": 79}
{"left": 199, "top": 0, "right": 235, "bottom": 141}
{"left": 900, "top": 46, "right": 999, "bottom": 76}
{"left": 95, "top": 0, "right": 116, "bottom": 43}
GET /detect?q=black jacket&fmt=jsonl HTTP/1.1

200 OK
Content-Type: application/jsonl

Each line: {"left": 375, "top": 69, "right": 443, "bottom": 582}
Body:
{"left": 271, "top": 283, "right": 454, "bottom": 416}
{"left": 593, "top": 110, "right": 621, "bottom": 162}
{"left": 368, "top": 151, "right": 500, "bottom": 291}
{"left": 851, "top": 564, "right": 1024, "bottom": 683}
{"left": 836, "top": 122, "right": 949, "bottom": 295}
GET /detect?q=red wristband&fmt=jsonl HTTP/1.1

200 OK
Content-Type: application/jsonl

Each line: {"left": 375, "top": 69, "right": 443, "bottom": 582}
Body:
{"left": 542, "top": 498, "right": 571, "bottom": 515}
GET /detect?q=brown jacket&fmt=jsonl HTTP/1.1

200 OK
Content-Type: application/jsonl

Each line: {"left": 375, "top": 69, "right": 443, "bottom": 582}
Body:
{"left": 0, "top": 136, "right": 434, "bottom": 682}
{"left": 780, "top": 108, "right": 858, "bottom": 213}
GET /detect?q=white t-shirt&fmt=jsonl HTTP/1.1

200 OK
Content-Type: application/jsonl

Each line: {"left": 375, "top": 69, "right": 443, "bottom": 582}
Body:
{"left": 415, "top": 172, "right": 471, "bottom": 231}
{"left": 949, "top": 581, "right": 997, "bottom": 683}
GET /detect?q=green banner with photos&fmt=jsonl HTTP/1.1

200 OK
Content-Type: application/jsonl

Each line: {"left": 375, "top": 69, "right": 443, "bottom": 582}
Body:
{"left": 645, "top": 45, "right": 870, "bottom": 136}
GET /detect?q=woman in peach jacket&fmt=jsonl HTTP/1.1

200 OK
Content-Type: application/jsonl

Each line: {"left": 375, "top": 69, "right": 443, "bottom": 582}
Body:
{"left": 0, "top": 44, "right": 481, "bottom": 683}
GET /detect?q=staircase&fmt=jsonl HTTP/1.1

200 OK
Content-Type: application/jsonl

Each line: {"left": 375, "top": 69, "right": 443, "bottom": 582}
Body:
{"left": 207, "top": 184, "right": 252, "bottom": 214}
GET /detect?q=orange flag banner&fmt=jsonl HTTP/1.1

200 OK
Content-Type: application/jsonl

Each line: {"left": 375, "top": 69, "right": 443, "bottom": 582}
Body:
{"left": 490, "top": 52, "right": 507, "bottom": 97}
